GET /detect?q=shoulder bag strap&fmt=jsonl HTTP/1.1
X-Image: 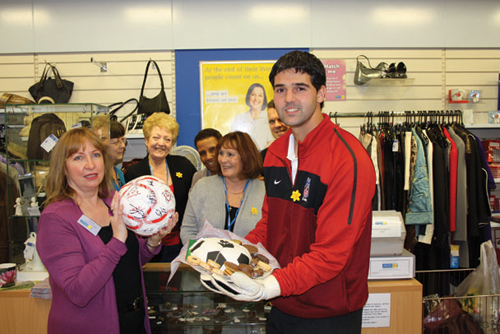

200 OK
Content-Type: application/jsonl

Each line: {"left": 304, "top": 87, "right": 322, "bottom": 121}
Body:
{"left": 140, "top": 60, "right": 165, "bottom": 97}
{"left": 36, "top": 64, "right": 52, "bottom": 90}
{"left": 109, "top": 98, "right": 139, "bottom": 116}
{"left": 357, "top": 55, "right": 375, "bottom": 69}
{"left": 48, "top": 64, "right": 65, "bottom": 89}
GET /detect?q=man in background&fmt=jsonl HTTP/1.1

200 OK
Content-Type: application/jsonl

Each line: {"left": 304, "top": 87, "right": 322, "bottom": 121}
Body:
{"left": 260, "top": 99, "right": 289, "bottom": 161}
{"left": 191, "top": 128, "right": 222, "bottom": 188}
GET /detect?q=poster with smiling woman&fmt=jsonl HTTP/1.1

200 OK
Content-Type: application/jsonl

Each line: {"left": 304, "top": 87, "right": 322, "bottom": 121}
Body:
{"left": 200, "top": 61, "right": 274, "bottom": 151}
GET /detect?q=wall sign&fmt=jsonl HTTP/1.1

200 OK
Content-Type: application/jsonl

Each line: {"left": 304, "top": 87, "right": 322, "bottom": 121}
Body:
{"left": 200, "top": 60, "right": 275, "bottom": 149}
{"left": 362, "top": 293, "right": 391, "bottom": 328}
{"left": 322, "top": 59, "right": 346, "bottom": 101}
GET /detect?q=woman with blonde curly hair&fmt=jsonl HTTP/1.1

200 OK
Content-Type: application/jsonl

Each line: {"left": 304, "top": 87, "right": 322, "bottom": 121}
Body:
{"left": 124, "top": 112, "right": 196, "bottom": 261}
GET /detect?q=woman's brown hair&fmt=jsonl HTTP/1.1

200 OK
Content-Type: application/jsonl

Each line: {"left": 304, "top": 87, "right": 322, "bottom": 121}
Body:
{"left": 215, "top": 131, "right": 262, "bottom": 179}
{"left": 44, "top": 127, "right": 113, "bottom": 206}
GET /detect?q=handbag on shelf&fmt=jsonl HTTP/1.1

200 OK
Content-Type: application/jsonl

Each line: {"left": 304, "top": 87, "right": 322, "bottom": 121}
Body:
{"left": 109, "top": 98, "right": 139, "bottom": 118}
{"left": 108, "top": 98, "right": 144, "bottom": 135}
{"left": 353, "top": 55, "right": 387, "bottom": 85}
{"left": 126, "top": 113, "right": 148, "bottom": 134}
{"left": 26, "top": 113, "right": 67, "bottom": 162}
{"left": 29, "top": 63, "right": 74, "bottom": 104}
{"left": 0, "top": 93, "right": 35, "bottom": 108}
{"left": 138, "top": 60, "right": 170, "bottom": 115}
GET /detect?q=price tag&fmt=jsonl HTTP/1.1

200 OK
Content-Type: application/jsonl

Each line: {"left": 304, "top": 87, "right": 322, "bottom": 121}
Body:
{"left": 28, "top": 207, "right": 41, "bottom": 216}
{"left": 40, "top": 134, "right": 58, "bottom": 153}
{"left": 24, "top": 241, "right": 35, "bottom": 260}
{"left": 392, "top": 139, "right": 399, "bottom": 152}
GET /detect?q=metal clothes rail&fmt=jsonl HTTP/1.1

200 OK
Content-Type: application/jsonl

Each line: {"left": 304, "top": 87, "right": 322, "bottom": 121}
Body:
{"left": 328, "top": 110, "right": 464, "bottom": 124}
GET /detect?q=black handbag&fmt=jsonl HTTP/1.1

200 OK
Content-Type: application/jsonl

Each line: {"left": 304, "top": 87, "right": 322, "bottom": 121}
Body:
{"left": 353, "top": 55, "right": 387, "bottom": 85}
{"left": 138, "top": 60, "right": 170, "bottom": 115}
{"left": 108, "top": 98, "right": 139, "bottom": 122}
{"left": 29, "top": 63, "right": 74, "bottom": 103}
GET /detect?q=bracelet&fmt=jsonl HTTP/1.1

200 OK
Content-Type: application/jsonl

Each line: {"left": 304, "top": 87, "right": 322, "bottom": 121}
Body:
{"left": 147, "top": 240, "right": 162, "bottom": 248}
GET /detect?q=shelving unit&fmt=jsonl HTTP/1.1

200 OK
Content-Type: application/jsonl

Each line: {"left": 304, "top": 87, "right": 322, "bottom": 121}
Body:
{"left": 361, "top": 78, "right": 415, "bottom": 100}
{"left": 4, "top": 103, "right": 109, "bottom": 263}
{"left": 467, "top": 123, "right": 500, "bottom": 140}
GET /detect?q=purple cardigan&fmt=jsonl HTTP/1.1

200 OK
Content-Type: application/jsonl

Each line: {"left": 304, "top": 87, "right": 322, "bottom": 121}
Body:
{"left": 37, "top": 197, "right": 159, "bottom": 334}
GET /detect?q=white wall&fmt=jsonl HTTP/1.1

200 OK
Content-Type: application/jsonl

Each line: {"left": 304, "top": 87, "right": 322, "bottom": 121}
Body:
{"left": 318, "top": 49, "right": 500, "bottom": 135}
{"left": 1, "top": 1, "right": 499, "bottom": 151}
{"left": 2, "top": 0, "right": 500, "bottom": 53}
{"left": 0, "top": 51, "right": 174, "bottom": 115}
{"left": 1, "top": 48, "right": 498, "bottom": 153}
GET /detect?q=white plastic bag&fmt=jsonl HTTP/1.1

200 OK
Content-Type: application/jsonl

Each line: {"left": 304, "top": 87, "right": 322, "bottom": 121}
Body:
{"left": 455, "top": 240, "right": 500, "bottom": 333}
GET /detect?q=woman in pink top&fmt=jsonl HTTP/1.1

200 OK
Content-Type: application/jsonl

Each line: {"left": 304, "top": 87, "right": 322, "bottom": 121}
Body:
{"left": 37, "top": 127, "right": 175, "bottom": 334}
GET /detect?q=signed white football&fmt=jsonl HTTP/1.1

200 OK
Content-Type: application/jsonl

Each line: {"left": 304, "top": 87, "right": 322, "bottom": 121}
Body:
{"left": 119, "top": 175, "right": 175, "bottom": 236}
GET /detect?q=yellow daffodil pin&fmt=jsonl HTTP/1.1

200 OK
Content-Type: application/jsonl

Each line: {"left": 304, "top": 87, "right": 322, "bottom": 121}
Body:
{"left": 291, "top": 190, "right": 301, "bottom": 202}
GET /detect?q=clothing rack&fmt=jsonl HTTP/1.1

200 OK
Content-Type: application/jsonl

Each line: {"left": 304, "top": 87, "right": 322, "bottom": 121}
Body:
{"left": 328, "top": 110, "right": 463, "bottom": 125}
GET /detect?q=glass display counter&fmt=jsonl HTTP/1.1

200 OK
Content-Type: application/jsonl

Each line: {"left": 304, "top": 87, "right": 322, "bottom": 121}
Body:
{"left": 0, "top": 263, "right": 422, "bottom": 334}
{"left": 143, "top": 263, "right": 267, "bottom": 334}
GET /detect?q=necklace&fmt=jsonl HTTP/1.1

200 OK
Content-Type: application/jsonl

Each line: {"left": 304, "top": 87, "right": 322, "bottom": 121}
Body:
{"left": 149, "top": 158, "right": 170, "bottom": 184}
{"left": 222, "top": 177, "right": 250, "bottom": 231}
{"left": 224, "top": 179, "right": 247, "bottom": 194}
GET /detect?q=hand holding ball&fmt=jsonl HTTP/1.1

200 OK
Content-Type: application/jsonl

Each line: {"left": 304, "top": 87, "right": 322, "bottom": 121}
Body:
{"left": 119, "top": 176, "right": 176, "bottom": 236}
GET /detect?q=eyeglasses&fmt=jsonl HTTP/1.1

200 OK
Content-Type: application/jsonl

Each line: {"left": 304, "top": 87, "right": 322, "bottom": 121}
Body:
{"left": 110, "top": 137, "right": 127, "bottom": 147}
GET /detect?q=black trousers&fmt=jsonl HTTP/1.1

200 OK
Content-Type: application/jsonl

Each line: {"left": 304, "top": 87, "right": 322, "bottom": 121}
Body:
{"left": 267, "top": 307, "right": 363, "bottom": 334}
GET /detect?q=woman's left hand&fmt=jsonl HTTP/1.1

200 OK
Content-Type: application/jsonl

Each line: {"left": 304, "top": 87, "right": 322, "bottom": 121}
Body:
{"left": 147, "top": 212, "right": 179, "bottom": 246}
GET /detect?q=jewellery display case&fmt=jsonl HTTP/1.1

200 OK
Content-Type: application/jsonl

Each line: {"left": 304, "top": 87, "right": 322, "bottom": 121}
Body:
{"left": 143, "top": 263, "right": 423, "bottom": 334}
{"left": 3, "top": 103, "right": 109, "bottom": 263}
{"left": 144, "top": 263, "right": 267, "bottom": 334}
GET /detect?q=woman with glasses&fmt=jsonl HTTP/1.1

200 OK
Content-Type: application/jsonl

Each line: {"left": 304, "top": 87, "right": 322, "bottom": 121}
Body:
{"left": 108, "top": 121, "right": 127, "bottom": 190}
{"left": 94, "top": 117, "right": 128, "bottom": 191}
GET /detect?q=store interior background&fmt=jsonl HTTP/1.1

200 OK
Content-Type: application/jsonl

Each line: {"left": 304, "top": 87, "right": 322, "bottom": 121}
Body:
{"left": 0, "top": 3, "right": 499, "bottom": 332}
{"left": 1, "top": 0, "right": 499, "bottom": 148}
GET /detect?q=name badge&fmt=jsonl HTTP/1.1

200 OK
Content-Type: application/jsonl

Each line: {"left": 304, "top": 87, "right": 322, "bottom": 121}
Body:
{"left": 77, "top": 215, "right": 101, "bottom": 236}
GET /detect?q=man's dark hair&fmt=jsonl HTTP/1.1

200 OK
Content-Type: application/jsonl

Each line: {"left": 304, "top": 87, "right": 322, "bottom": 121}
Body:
{"left": 194, "top": 128, "right": 222, "bottom": 147}
{"left": 269, "top": 51, "right": 326, "bottom": 108}
{"left": 267, "top": 99, "right": 275, "bottom": 109}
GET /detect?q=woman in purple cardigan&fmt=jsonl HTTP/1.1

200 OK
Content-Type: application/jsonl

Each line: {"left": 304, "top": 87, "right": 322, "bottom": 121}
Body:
{"left": 37, "top": 127, "right": 176, "bottom": 334}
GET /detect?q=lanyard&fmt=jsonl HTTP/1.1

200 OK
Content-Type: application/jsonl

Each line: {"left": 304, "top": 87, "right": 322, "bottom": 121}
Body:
{"left": 222, "top": 177, "right": 250, "bottom": 231}
{"left": 112, "top": 166, "right": 123, "bottom": 191}
{"left": 149, "top": 159, "right": 169, "bottom": 184}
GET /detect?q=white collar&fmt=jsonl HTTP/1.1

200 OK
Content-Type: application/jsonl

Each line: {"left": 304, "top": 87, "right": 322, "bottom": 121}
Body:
{"left": 287, "top": 134, "right": 297, "bottom": 162}
{"left": 287, "top": 134, "right": 298, "bottom": 184}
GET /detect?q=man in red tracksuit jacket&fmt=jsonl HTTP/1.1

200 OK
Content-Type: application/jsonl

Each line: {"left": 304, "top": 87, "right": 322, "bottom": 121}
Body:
{"left": 205, "top": 51, "right": 376, "bottom": 334}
